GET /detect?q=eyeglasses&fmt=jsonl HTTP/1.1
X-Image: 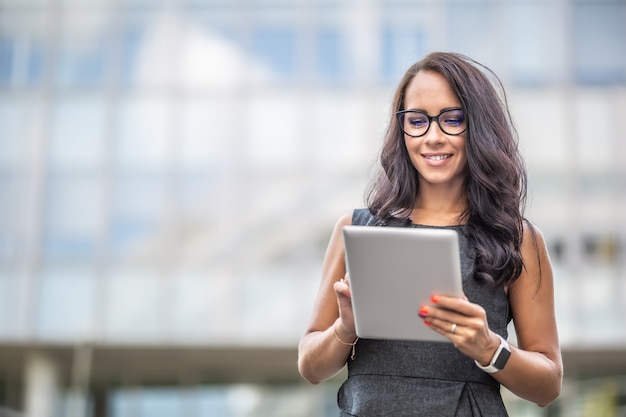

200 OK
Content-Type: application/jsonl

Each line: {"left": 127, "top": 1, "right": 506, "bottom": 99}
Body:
{"left": 395, "top": 108, "right": 467, "bottom": 137}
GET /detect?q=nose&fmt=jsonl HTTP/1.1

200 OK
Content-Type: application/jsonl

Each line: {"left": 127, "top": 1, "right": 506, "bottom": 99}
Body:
{"left": 423, "top": 119, "right": 445, "bottom": 144}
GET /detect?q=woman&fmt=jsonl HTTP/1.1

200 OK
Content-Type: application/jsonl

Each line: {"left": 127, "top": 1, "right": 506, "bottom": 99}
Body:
{"left": 297, "top": 52, "right": 562, "bottom": 416}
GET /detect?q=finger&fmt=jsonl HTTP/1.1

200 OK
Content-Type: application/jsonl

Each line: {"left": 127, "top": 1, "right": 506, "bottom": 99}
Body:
{"left": 334, "top": 278, "right": 352, "bottom": 297}
{"left": 419, "top": 304, "right": 470, "bottom": 327}
{"left": 423, "top": 318, "right": 458, "bottom": 341}
{"left": 431, "top": 294, "right": 483, "bottom": 317}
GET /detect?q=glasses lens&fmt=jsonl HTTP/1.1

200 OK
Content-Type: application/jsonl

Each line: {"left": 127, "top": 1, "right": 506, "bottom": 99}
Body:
{"left": 438, "top": 109, "right": 466, "bottom": 135}
{"left": 401, "top": 112, "right": 429, "bottom": 136}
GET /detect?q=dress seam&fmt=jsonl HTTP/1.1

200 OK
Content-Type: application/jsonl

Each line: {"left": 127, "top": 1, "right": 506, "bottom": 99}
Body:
{"left": 347, "top": 372, "right": 499, "bottom": 388}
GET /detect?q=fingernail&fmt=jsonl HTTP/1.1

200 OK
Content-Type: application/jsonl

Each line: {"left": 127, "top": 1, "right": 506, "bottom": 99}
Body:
{"left": 424, "top": 320, "right": 432, "bottom": 327}
{"left": 418, "top": 306, "right": 429, "bottom": 318}
{"left": 430, "top": 294, "right": 440, "bottom": 303}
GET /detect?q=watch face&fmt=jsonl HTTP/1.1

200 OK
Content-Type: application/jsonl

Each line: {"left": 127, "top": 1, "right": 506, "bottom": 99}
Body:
{"left": 493, "top": 347, "right": 511, "bottom": 370}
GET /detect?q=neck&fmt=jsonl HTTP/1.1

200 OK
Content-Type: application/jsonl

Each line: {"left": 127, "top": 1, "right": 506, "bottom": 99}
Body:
{"left": 411, "top": 183, "right": 467, "bottom": 226}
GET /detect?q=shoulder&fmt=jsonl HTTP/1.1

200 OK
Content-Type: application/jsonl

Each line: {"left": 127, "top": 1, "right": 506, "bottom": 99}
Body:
{"left": 521, "top": 220, "right": 549, "bottom": 264}
{"left": 328, "top": 211, "right": 356, "bottom": 245}
{"left": 511, "top": 220, "right": 553, "bottom": 295}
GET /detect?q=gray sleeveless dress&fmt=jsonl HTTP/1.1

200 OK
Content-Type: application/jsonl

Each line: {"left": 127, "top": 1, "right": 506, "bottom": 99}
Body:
{"left": 338, "top": 208, "right": 511, "bottom": 416}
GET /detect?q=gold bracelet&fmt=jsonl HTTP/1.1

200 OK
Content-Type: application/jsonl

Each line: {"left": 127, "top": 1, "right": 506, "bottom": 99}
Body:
{"left": 333, "top": 323, "right": 358, "bottom": 360}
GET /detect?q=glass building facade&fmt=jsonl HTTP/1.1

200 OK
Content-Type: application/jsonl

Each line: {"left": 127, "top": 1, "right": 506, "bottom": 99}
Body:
{"left": 0, "top": 0, "right": 625, "bottom": 416}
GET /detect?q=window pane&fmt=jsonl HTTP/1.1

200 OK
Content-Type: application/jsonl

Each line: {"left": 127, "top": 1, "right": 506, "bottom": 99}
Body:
{"left": 250, "top": 26, "right": 296, "bottom": 78}
{"left": 42, "top": 174, "right": 103, "bottom": 261}
{"left": 115, "top": 96, "right": 172, "bottom": 168}
{"left": 0, "top": 38, "right": 13, "bottom": 85}
{"left": 49, "top": 95, "right": 106, "bottom": 169}
{"left": 381, "top": 25, "right": 426, "bottom": 83}
{"left": 574, "top": 91, "right": 613, "bottom": 170}
{"left": 118, "top": 11, "right": 181, "bottom": 88}
{"left": 246, "top": 93, "right": 300, "bottom": 167}
{"left": 0, "top": 174, "right": 18, "bottom": 261}
{"left": 446, "top": 3, "right": 496, "bottom": 67}
{"left": 119, "top": 18, "right": 146, "bottom": 87}
{"left": 505, "top": 2, "right": 555, "bottom": 86}
{"left": 110, "top": 173, "right": 167, "bottom": 259}
{"left": 36, "top": 265, "right": 97, "bottom": 340}
{"left": 0, "top": 267, "right": 10, "bottom": 336}
{"left": 178, "top": 19, "right": 248, "bottom": 91}
{"left": 104, "top": 267, "right": 162, "bottom": 341}
{"left": 317, "top": 27, "right": 344, "bottom": 82}
{"left": 180, "top": 98, "right": 233, "bottom": 169}
{"left": 0, "top": 98, "right": 22, "bottom": 167}
{"left": 55, "top": 12, "right": 112, "bottom": 88}
{"left": 172, "top": 270, "right": 235, "bottom": 340}
{"left": 139, "top": 388, "right": 181, "bottom": 417}
{"left": 0, "top": 11, "right": 49, "bottom": 86}
{"left": 573, "top": 1, "right": 626, "bottom": 85}
{"left": 0, "top": 95, "right": 40, "bottom": 168}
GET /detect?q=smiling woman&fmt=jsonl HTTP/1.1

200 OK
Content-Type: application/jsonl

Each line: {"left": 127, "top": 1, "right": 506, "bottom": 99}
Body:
{"left": 297, "top": 52, "right": 563, "bottom": 416}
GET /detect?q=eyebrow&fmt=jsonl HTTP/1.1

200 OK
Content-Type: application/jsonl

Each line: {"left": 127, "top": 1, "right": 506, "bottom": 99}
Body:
{"left": 401, "top": 107, "right": 463, "bottom": 115}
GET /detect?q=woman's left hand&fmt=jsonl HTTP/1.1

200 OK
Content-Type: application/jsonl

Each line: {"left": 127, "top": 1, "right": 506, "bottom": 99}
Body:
{"left": 418, "top": 294, "right": 500, "bottom": 365}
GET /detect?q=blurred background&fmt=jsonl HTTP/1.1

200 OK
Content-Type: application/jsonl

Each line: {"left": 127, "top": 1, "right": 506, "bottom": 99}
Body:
{"left": 0, "top": 0, "right": 625, "bottom": 416}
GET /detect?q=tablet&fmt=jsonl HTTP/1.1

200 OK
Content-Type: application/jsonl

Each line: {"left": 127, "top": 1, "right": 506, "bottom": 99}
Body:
{"left": 342, "top": 225, "right": 463, "bottom": 342}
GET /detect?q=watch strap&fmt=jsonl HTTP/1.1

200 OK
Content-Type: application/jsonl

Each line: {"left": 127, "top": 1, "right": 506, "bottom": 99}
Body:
{"left": 474, "top": 334, "right": 511, "bottom": 373}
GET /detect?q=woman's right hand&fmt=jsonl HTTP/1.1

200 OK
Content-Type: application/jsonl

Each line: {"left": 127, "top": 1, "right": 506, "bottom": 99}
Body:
{"left": 298, "top": 212, "right": 355, "bottom": 384}
{"left": 333, "top": 275, "right": 357, "bottom": 341}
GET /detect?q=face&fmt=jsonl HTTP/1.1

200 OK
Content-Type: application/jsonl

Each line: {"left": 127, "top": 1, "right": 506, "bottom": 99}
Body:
{"left": 402, "top": 70, "right": 467, "bottom": 189}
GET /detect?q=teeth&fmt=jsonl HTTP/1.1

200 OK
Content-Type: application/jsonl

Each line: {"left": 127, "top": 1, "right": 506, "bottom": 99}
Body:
{"left": 425, "top": 155, "right": 450, "bottom": 161}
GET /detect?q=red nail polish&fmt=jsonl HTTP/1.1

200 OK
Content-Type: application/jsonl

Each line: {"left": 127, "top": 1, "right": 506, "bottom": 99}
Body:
{"left": 424, "top": 320, "right": 432, "bottom": 327}
{"left": 418, "top": 306, "right": 429, "bottom": 317}
{"left": 431, "top": 294, "right": 440, "bottom": 303}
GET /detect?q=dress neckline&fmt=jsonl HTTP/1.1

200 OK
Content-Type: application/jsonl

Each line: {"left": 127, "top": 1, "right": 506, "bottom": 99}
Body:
{"left": 410, "top": 223, "right": 467, "bottom": 229}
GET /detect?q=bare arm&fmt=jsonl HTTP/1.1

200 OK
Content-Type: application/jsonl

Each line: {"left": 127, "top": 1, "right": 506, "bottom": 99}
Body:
{"left": 498, "top": 224, "right": 563, "bottom": 405}
{"left": 419, "top": 223, "right": 563, "bottom": 406}
{"left": 297, "top": 213, "right": 357, "bottom": 384}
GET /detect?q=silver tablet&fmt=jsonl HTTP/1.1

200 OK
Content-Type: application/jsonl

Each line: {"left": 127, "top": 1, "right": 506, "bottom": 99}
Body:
{"left": 343, "top": 225, "right": 464, "bottom": 342}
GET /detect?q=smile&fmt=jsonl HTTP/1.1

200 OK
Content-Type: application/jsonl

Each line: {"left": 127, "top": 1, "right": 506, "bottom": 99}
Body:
{"left": 423, "top": 154, "right": 452, "bottom": 161}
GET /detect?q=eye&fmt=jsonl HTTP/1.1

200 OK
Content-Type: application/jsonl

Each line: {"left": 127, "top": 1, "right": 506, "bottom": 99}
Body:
{"left": 442, "top": 118, "right": 462, "bottom": 127}
{"left": 406, "top": 115, "right": 428, "bottom": 128}
{"left": 441, "top": 111, "right": 465, "bottom": 127}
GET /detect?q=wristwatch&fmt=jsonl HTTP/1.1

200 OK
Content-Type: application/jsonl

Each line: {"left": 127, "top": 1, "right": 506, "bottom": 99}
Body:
{"left": 474, "top": 334, "right": 511, "bottom": 373}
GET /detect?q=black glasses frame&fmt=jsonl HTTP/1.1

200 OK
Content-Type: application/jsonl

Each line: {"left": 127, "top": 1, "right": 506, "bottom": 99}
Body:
{"left": 395, "top": 107, "right": 467, "bottom": 138}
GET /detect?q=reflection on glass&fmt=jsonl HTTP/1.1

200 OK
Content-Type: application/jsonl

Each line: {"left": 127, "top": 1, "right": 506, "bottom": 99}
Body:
{"left": 445, "top": 3, "right": 495, "bottom": 69}
{"left": 116, "top": 96, "right": 171, "bottom": 168}
{"left": 36, "top": 265, "right": 97, "bottom": 339}
{"left": 55, "top": 22, "right": 109, "bottom": 88}
{"left": 139, "top": 388, "right": 181, "bottom": 417}
{"left": 505, "top": 2, "right": 552, "bottom": 85}
{"left": 0, "top": 39, "right": 13, "bottom": 85}
{"left": 180, "top": 98, "right": 232, "bottom": 169}
{"left": 251, "top": 26, "right": 296, "bottom": 76}
{"left": 0, "top": 12, "right": 49, "bottom": 86}
{"left": 110, "top": 173, "right": 167, "bottom": 259}
{"left": 42, "top": 174, "right": 103, "bottom": 261}
{"left": 120, "top": 21, "right": 145, "bottom": 86}
{"left": 381, "top": 25, "right": 425, "bottom": 83}
{"left": 573, "top": 2, "right": 626, "bottom": 84}
{"left": 104, "top": 267, "right": 162, "bottom": 340}
{"left": 0, "top": 96, "right": 34, "bottom": 167}
{"left": 317, "top": 27, "right": 344, "bottom": 81}
{"left": 49, "top": 95, "right": 106, "bottom": 169}
{"left": 172, "top": 270, "right": 236, "bottom": 340}
{"left": 246, "top": 94, "right": 300, "bottom": 167}
{"left": 0, "top": 175, "right": 17, "bottom": 261}
{"left": 0, "top": 268, "right": 10, "bottom": 336}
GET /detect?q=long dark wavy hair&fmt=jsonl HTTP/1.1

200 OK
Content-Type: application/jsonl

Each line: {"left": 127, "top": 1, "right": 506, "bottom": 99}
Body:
{"left": 367, "top": 52, "right": 529, "bottom": 288}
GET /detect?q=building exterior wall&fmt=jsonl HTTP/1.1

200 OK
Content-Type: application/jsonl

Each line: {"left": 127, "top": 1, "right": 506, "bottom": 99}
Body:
{"left": 1, "top": 0, "right": 625, "bottom": 416}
